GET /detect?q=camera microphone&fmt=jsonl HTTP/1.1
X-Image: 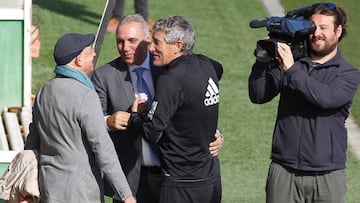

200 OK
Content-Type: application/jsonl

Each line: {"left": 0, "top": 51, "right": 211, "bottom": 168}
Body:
{"left": 249, "top": 18, "right": 269, "bottom": 28}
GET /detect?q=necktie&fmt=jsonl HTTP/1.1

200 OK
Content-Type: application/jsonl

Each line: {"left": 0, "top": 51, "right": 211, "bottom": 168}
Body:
{"left": 133, "top": 67, "right": 152, "bottom": 108}
{"left": 133, "top": 67, "right": 160, "bottom": 166}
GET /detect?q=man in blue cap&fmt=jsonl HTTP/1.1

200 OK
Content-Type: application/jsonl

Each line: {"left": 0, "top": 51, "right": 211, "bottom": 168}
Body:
{"left": 25, "top": 33, "right": 136, "bottom": 203}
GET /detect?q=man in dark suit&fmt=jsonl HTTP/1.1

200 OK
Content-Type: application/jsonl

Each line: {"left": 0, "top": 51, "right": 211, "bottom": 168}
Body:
{"left": 91, "top": 14, "right": 223, "bottom": 203}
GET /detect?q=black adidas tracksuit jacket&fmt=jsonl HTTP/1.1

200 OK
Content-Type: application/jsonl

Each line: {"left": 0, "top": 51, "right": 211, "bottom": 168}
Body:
{"left": 131, "top": 54, "right": 223, "bottom": 202}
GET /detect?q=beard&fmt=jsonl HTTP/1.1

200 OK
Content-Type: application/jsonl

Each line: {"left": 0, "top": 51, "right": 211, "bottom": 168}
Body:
{"left": 309, "top": 35, "right": 338, "bottom": 57}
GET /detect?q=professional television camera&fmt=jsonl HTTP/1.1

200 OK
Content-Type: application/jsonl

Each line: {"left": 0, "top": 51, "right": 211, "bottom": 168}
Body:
{"left": 249, "top": 6, "right": 316, "bottom": 61}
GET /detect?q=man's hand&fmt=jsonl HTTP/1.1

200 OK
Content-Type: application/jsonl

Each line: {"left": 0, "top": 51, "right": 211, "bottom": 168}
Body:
{"left": 277, "top": 42, "right": 294, "bottom": 71}
{"left": 209, "top": 130, "right": 223, "bottom": 157}
{"left": 123, "top": 195, "right": 137, "bottom": 203}
{"left": 18, "top": 194, "right": 34, "bottom": 203}
{"left": 131, "top": 96, "right": 147, "bottom": 113}
{"left": 107, "top": 111, "right": 130, "bottom": 131}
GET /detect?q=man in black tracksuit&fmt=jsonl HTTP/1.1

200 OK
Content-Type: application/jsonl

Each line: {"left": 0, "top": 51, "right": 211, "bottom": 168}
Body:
{"left": 131, "top": 16, "right": 223, "bottom": 203}
{"left": 248, "top": 3, "right": 360, "bottom": 203}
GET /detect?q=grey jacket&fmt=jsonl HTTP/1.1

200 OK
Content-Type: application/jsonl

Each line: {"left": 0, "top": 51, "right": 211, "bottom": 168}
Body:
{"left": 25, "top": 76, "right": 132, "bottom": 203}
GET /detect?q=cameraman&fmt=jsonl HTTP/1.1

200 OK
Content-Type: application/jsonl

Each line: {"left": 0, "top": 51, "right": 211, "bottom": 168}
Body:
{"left": 248, "top": 3, "right": 360, "bottom": 203}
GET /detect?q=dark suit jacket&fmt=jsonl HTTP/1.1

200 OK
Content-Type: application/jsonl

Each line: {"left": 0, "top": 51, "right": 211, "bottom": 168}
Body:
{"left": 91, "top": 56, "right": 164, "bottom": 196}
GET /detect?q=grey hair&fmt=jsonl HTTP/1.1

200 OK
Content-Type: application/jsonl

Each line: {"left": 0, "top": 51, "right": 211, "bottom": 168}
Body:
{"left": 152, "top": 16, "right": 195, "bottom": 55}
{"left": 118, "top": 13, "right": 150, "bottom": 37}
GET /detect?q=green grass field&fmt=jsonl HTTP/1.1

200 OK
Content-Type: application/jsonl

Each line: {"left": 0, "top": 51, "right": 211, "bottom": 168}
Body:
{"left": 31, "top": 0, "right": 360, "bottom": 202}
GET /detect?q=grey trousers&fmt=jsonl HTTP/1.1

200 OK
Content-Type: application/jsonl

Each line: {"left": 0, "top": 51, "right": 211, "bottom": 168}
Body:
{"left": 112, "top": 0, "right": 149, "bottom": 20}
{"left": 266, "top": 162, "right": 346, "bottom": 203}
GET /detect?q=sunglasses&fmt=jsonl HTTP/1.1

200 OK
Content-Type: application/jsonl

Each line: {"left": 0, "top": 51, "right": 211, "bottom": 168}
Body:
{"left": 311, "top": 2, "right": 336, "bottom": 10}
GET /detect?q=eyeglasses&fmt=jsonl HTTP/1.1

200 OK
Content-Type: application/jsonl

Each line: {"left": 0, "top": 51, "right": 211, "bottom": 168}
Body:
{"left": 311, "top": 2, "right": 336, "bottom": 10}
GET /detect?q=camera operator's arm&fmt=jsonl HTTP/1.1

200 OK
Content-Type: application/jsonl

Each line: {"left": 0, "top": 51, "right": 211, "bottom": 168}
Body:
{"left": 248, "top": 55, "right": 283, "bottom": 104}
{"left": 276, "top": 42, "right": 295, "bottom": 72}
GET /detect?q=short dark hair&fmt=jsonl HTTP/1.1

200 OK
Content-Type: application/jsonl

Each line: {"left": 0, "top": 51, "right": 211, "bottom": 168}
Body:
{"left": 305, "top": 3, "right": 347, "bottom": 41}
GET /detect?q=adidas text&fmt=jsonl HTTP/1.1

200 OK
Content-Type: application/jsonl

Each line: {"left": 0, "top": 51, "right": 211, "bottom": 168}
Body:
{"left": 204, "top": 94, "right": 219, "bottom": 106}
